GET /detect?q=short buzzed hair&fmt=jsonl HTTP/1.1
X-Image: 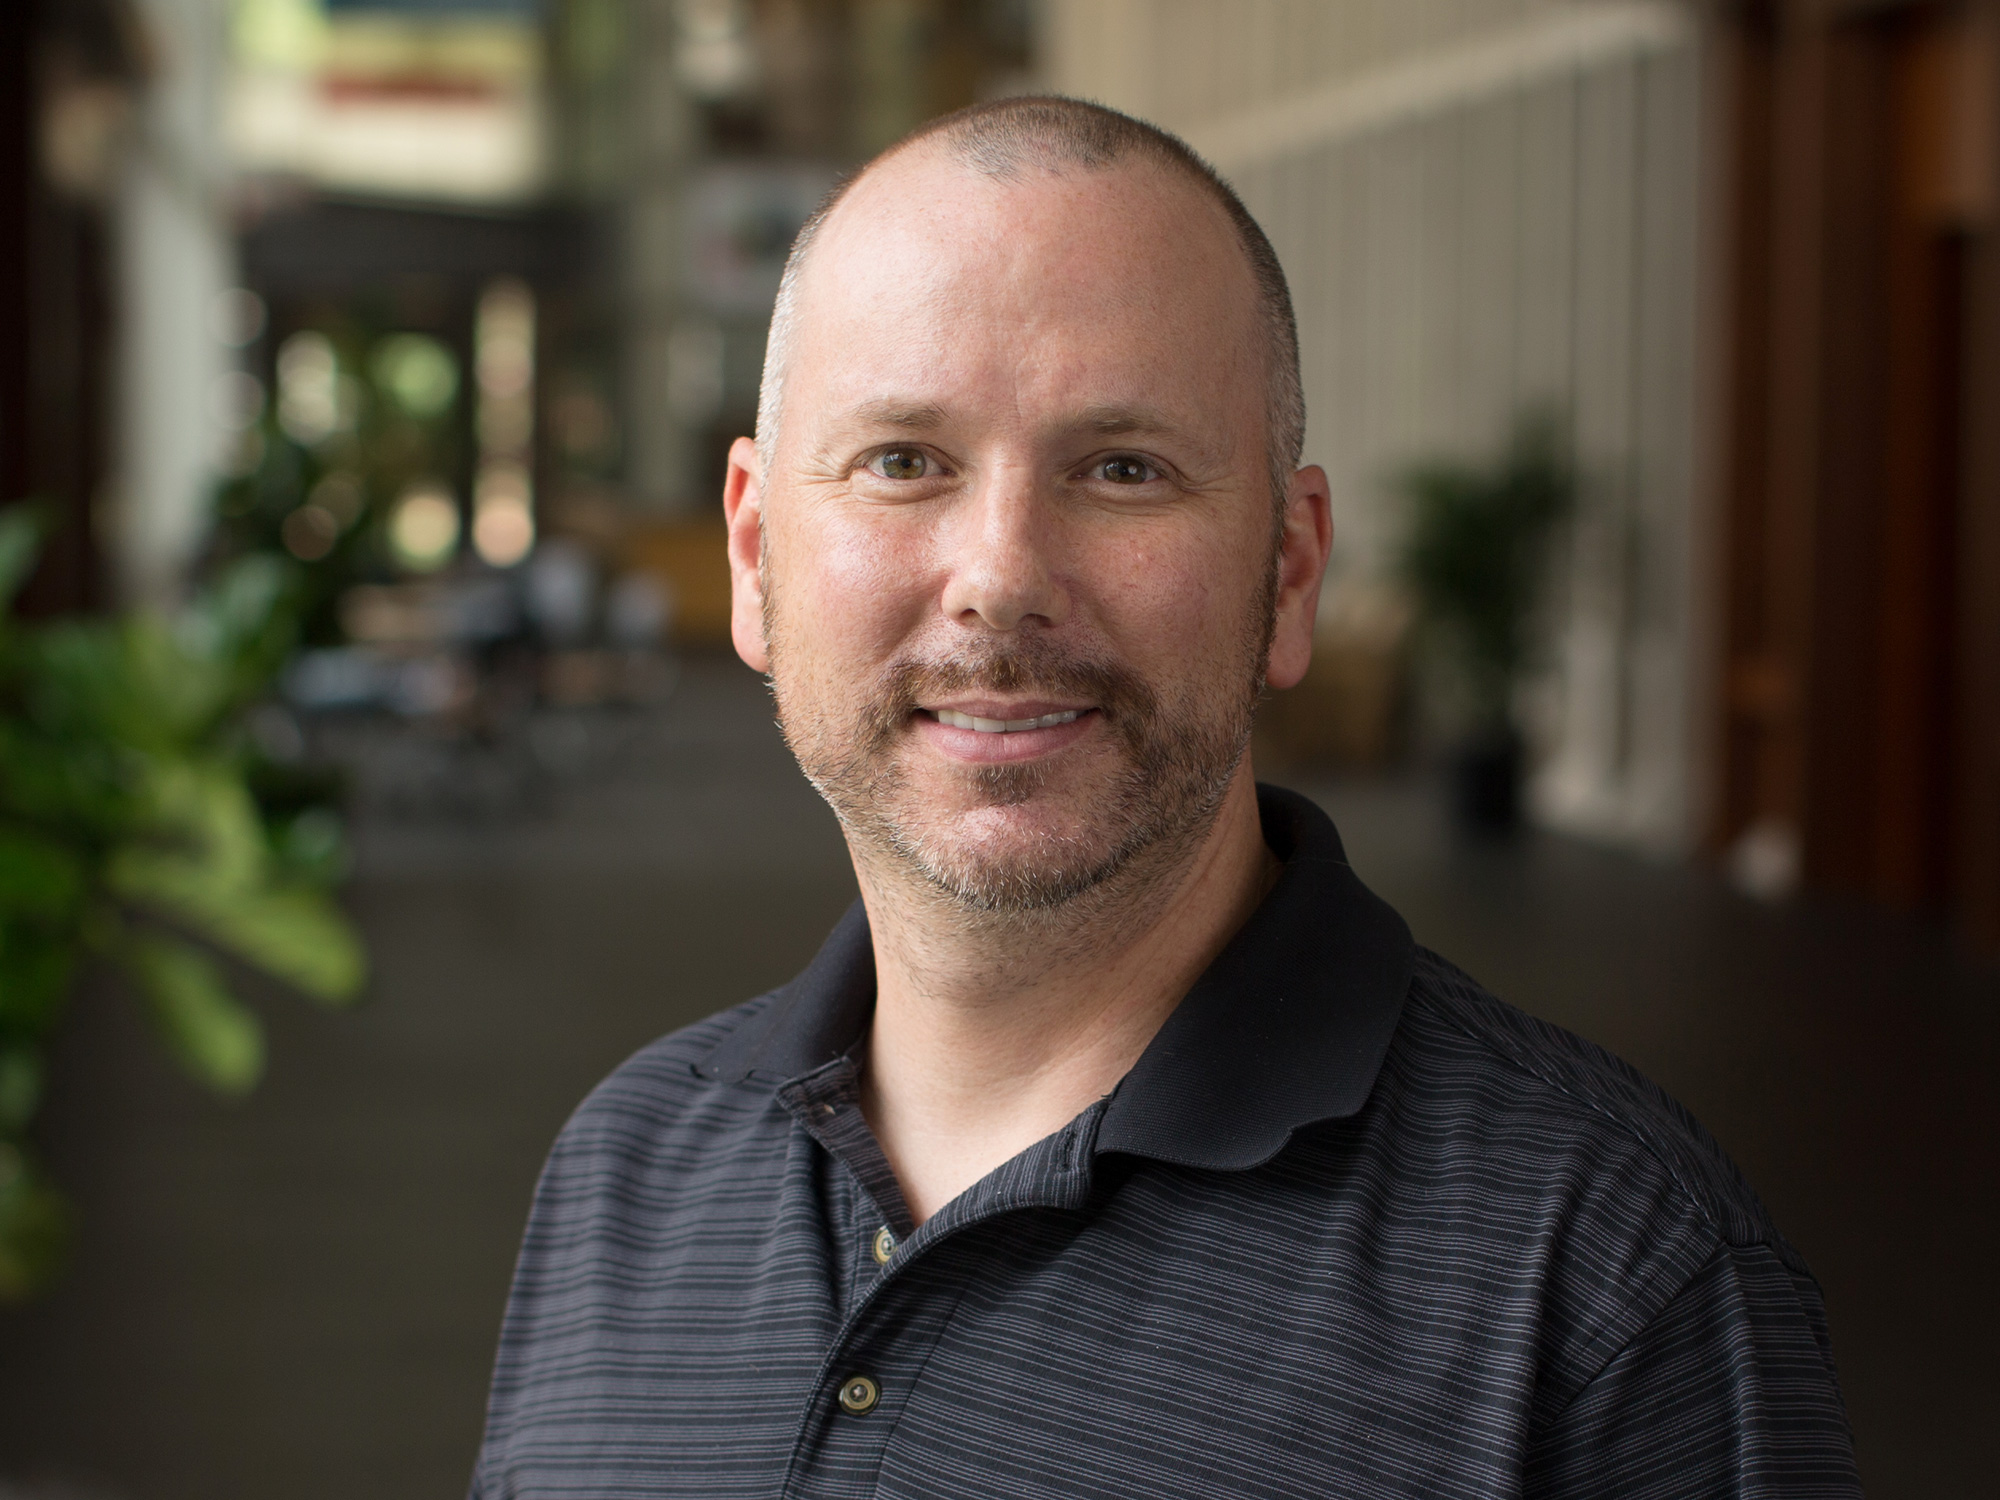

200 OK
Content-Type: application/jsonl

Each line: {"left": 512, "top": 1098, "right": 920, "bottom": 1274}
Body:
{"left": 754, "top": 95, "right": 1306, "bottom": 509}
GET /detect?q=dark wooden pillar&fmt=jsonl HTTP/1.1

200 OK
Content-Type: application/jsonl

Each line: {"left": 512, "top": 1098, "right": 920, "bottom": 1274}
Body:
{"left": 1708, "top": 3, "right": 1793, "bottom": 861}
{"left": 0, "top": 0, "right": 43, "bottom": 532}
{"left": 1955, "top": 5, "right": 2000, "bottom": 948}
{"left": 0, "top": 0, "right": 123, "bottom": 618}
{"left": 1708, "top": 0, "right": 2000, "bottom": 944}
{"left": 1869, "top": 20, "right": 1967, "bottom": 907}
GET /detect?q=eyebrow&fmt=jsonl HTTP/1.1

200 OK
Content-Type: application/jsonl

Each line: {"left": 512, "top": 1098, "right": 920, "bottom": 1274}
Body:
{"left": 1071, "top": 404, "right": 1178, "bottom": 438}
{"left": 835, "top": 399, "right": 1182, "bottom": 439}
{"left": 841, "top": 398, "right": 951, "bottom": 431}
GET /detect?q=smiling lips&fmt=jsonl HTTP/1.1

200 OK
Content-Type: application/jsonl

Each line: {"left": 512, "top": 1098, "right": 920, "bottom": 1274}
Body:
{"left": 929, "top": 707, "right": 1086, "bottom": 734}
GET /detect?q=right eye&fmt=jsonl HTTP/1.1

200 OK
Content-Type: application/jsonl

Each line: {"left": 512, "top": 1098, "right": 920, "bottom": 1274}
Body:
{"left": 866, "top": 448, "right": 930, "bottom": 480}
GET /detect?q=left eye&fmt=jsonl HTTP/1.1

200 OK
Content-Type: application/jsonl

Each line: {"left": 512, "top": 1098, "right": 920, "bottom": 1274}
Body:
{"left": 1097, "top": 455, "right": 1155, "bottom": 484}
{"left": 867, "top": 448, "right": 930, "bottom": 480}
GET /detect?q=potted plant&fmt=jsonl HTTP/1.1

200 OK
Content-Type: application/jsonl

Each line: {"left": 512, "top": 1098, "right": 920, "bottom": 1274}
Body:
{"left": 1395, "top": 414, "right": 1574, "bottom": 832}
{"left": 0, "top": 506, "right": 366, "bottom": 1299}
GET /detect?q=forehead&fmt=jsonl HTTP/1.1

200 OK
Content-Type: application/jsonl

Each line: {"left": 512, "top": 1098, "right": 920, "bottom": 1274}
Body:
{"left": 786, "top": 147, "right": 1264, "bottom": 425}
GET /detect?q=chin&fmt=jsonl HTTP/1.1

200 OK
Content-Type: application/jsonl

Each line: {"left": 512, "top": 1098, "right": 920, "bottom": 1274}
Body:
{"left": 908, "top": 840, "right": 1132, "bottom": 914}
{"left": 887, "top": 785, "right": 1170, "bottom": 914}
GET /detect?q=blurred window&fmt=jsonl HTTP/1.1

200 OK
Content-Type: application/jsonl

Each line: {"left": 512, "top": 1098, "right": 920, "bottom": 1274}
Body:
{"left": 228, "top": 0, "right": 547, "bottom": 204}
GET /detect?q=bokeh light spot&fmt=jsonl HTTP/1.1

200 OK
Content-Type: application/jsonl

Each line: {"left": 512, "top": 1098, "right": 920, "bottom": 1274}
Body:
{"left": 281, "top": 503, "right": 340, "bottom": 561}
{"left": 389, "top": 484, "right": 461, "bottom": 571}
{"left": 277, "top": 331, "right": 341, "bottom": 445}
{"left": 472, "top": 461, "right": 535, "bottom": 567}
{"left": 372, "top": 334, "right": 461, "bottom": 420}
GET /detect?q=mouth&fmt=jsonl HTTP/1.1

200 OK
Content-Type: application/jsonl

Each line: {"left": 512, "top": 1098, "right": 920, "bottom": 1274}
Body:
{"left": 926, "top": 707, "right": 1088, "bottom": 734}
{"left": 911, "top": 701, "right": 1101, "bottom": 764}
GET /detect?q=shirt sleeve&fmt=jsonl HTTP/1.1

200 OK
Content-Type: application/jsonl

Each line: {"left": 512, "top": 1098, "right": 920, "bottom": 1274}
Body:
{"left": 1523, "top": 1240, "right": 1862, "bottom": 1499}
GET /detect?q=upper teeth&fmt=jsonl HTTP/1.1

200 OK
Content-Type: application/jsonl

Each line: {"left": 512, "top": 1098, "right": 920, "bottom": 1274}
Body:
{"left": 934, "top": 708, "right": 1083, "bottom": 733}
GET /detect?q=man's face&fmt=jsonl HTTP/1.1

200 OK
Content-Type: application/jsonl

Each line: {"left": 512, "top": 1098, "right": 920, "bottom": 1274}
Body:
{"left": 727, "top": 150, "right": 1327, "bottom": 911}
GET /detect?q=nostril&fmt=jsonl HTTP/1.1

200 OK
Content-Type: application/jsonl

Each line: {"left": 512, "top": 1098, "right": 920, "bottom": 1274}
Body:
{"left": 941, "top": 562, "right": 1068, "bottom": 632}
{"left": 935, "top": 490, "right": 1071, "bottom": 630}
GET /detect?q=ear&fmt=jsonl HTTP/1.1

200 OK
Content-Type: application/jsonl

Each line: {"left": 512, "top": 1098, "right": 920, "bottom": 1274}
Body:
{"left": 1263, "top": 463, "right": 1334, "bottom": 691}
{"left": 723, "top": 436, "right": 770, "bottom": 673}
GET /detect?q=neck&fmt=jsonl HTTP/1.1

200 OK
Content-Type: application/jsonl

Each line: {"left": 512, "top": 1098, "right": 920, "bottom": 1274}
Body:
{"left": 853, "top": 766, "right": 1277, "bottom": 1225}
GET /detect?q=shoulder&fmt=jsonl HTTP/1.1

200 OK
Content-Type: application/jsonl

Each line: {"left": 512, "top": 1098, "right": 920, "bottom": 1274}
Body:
{"left": 1327, "top": 947, "right": 1825, "bottom": 1410}
{"left": 1392, "top": 947, "right": 1798, "bottom": 1265}
{"left": 530, "top": 994, "right": 786, "bottom": 1194}
{"left": 579, "top": 994, "right": 774, "bottom": 1112}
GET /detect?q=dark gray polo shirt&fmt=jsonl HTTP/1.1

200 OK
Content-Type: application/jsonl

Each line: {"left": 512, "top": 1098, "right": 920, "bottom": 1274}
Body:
{"left": 471, "top": 786, "right": 1859, "bottom": 1498}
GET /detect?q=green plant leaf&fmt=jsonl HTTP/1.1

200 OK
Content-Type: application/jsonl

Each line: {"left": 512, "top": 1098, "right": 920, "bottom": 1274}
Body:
{"left": 1395, "top": 410, "right": 1575, "bottom": 724}
{"left": 185, "top": 886, "right": 365, "bottom": 1004}
{"left": 115, "top": 617, "right": 236, "bottom": 743}
{"left": 119, "top": 936, "right": 265, "bottom": 1094}
{"left": 0, "top": 505, "right": 44, "bottom": 614}
{"left": 108, "top": 759, "right": 269, "bottom": 898}
{"left": 24, "top": 617, "right": 232, "bottom": 751}
{"left": 109, "top": 840, "right": 365, "bottom": 1003}
{"left": 107, "top": 759, "right": 363, "bottom": 1002}
{"left": 178, "top": 555, "right": 299, "bottom": 691}
{"left": 270, "top": 806, "right": 349, "bottom": 885}
{"left": 0, "top": 1045, "right": 41, "bottom": 1133}
{"left": 0, "top": 923, "right": 76, "bottom": 1038}
{"left": 0, "top": 510, "right": 363, "bottom": 1295}
{"left": 182, "top": 554, "right": 289, "bottom": 654}
{"left": 0, "top": 1143, "right": 72, "bottom": 1301}
{"left": 0, "top": 722, "right": 139, "bottom": 831}
{"left": 0, "top": 825, "right": 87, "bottom": 923}
{"left": 164, "top": 761, "right": 268, "bottom": 887}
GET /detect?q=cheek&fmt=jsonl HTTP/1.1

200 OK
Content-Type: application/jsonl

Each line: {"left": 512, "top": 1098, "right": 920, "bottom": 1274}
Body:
{"left": 769, "top": 505, "right": 936, "bottom": 665}
{"left": 1088, "top": 524, "right": 1260, "bottom": 674}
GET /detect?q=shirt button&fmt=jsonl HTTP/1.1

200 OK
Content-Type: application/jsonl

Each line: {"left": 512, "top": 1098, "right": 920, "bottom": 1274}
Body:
{"left": 871, "top": 1225, "right": 896, "bottom": 1264}
{"left": 837, "top": 1374, "right": 880, "bottom": 1415}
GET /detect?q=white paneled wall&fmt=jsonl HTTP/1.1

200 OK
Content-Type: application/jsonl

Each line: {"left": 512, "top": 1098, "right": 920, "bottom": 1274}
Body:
{"left": 1045, "top": 0, "right": 1704, "bottom": 853}
{"left": 115, "top": 0, "right": 240, "bottom": 609}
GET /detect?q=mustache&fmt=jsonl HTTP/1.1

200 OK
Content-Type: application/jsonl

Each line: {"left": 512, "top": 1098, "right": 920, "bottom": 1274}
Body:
{"left": 858, "top": 641, "right": 1159, "bottom": 749}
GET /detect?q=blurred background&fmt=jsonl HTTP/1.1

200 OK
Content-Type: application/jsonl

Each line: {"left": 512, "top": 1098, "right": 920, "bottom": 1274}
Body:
{"left": 0, "top": 0, "right": 1995, "bottom": 1496}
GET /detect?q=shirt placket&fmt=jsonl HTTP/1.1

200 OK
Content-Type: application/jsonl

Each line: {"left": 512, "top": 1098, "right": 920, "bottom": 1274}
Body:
{"left": 811, "top": 1124, "right": 903, "bottom": 1323}
{"left": 775, "top": 1061, "right": 1104, "bottom": 1500}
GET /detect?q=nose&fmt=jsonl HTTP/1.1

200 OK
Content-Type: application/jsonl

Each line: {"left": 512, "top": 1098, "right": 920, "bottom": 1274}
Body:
{"left": 937, "top": 468, "right": 1070, "bottom": 633}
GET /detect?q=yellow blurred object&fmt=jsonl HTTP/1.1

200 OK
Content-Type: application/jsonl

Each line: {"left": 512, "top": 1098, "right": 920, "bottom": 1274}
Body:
{"left": 623, "top": 519, "right": 734, "bottom": 645}
{"left": 388, "top": 484, "right": 461, "bottom": 572}
{"left": 1258, "top": 583, "right": 1414, "bottom": 770}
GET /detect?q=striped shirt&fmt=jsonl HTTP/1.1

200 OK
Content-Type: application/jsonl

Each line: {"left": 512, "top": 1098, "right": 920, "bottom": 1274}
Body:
{"left": 472, "top": 785, "right": 1859, "bottom": 1498}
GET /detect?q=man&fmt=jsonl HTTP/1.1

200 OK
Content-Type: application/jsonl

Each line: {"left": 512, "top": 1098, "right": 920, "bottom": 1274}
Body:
{"left": 473, "top": 98, "right": 1858, "bottom": 1497}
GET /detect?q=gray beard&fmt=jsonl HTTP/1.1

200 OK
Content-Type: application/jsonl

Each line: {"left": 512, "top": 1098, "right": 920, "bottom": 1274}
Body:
{"left": 772, "top": 629, "right": 1268, "bottom": 918}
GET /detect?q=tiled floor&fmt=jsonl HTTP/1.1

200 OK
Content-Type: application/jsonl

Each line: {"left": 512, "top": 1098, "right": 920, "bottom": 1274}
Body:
{"left": 0, "top": 652, "right": 1991, "bottom": 1497}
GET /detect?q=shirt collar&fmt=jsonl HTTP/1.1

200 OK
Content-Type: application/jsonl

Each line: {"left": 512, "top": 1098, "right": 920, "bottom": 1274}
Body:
{"left": 695, "top": 784, "right": 1415, "bottom": 1171}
